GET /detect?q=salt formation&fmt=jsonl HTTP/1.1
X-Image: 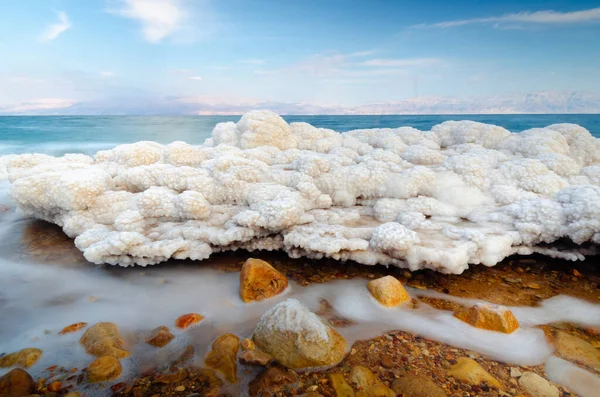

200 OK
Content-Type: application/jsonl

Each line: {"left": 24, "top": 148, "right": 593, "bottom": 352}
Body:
{"left": 2, "top": 111, "right": 600, "bottom": 273}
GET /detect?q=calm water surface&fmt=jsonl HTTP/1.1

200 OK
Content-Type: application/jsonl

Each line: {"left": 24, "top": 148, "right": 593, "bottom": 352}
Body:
{"left": 1, "top": 114, "right": 599, "bottom": 156}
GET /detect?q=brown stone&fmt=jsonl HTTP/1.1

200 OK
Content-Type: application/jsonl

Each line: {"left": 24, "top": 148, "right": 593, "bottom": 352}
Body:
{"left": 453, "top": 304, "right": 519, "bottom": 333}
{"left": 87, "top": 356, "right": 122, "bottom": 383}
{"left": 205, "top": 333, "right": 240, "bottom": 383}
{"left": 249, "top": 366, "right": 299, "bottom": 397}
{"left": 391, "top": 376, "right": 448, "bottom": 397}
{"left": 144, "top": 326, "right": 175, "bottom": 348}
{"left": 79, "top": 322, "right": 129, "bottom": 359}
{"left": 358, "top": 383, "right": 396, "bottom": 397}
{"left": 240, "top": 258, "right": 288, "bottom": 302}
{"left": 0, "top": 369, "right": 36, "bottom": 397}
{"left": 0, "top": 348, "right": 42, "bottom": 368}
{"left": 175, "top": 313, "right": 204, "bottom": 329}
{"left": 59, "top": 322, "right": 88, "bottom": 334}
{"left": 329, "top": 373, "right": 355, "bottom": 397}
{"left": 241, "top": 338, "right": 255, "bottom": 350}
{"left": 367, "top": 276, "right": 410, "bottom": 307}
{"left": 447, "top": 357, "right": 502, "bottom": 389}
{"left": 253, "top": 299, "right": 347, "bottom": 369}
{"left": 349, "top": 366, "right": 378, "bottom": 388}
{"left": 554, "top": 331, "right": 600, "bottom": 368}
{"left": 239, "top": 349, "right": 273, "bottom": 366}
{"left": 172, "top": 344, "right": 195, "bottom": 366}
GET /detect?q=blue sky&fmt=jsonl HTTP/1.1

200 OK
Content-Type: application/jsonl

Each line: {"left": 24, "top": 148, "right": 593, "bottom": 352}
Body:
{"left": 1, "top": 0, "right": 599, "bottom": 112}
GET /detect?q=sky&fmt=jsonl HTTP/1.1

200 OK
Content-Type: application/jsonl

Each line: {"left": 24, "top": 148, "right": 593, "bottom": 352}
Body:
{"left": 1, "top": 0, "right": 600, "bottom": 112}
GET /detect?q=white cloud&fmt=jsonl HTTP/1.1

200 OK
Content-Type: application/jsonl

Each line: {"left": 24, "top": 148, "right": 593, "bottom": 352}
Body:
{"left": 363, "top": 58, "right": 442, "bottom": 67}
{"left": 100, "top": 71, "right": 115, "bottom": 77}
{"left": 416, "top": 7, "right": 600, "bottom": 28}
{"left": 109, "top": 0, "right": 185, "bottom": 43}
{"left": 239, "top": 59, "right": 266, "bottom": 65}
{"left": 188, "top": 76, "right": 202, "bottom": 80}
{"left": 349, "top": 49, "right": 377, "bottom": 57}
{"left": 40, "top": 11, "right": 72, "bottom": 42}
{"left": 171, "top": 68, "right": 191, "bottom": 74}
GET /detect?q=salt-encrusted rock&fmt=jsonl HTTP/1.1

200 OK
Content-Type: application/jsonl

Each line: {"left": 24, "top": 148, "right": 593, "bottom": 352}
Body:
{"left": 392, "top": 376, "right": 448, "bottom": 397}
{"left": 329, "top": 373, "right": 354, "bottom": 397}
{"left": 447, "top": 357, "right": 502, "bottom": 389}
{"left": 367, "top": 276, "right": 410, "bottom": 307}
{"left": 240, "top": 258, "right": 288, "bottom": 302}
{"left": 175, "top": 313, "right": 204, "bottom": 329}
{"left": 145, "top": 326, "right": 175, "bottom": 348}
{"left": 0, "top": 368, "right": 35, "bottom": 397}
{"left": 453, "top": 304, "right": 519, "bottom": 333}
{"left": 205, "top": 333, "right": 240, "bottom": 383}
{"left": 239, "top": 349, "right": 273, "bottom": 367}
{"left": 0, "top": 348, "right": 42, "bottom": 368}
{"left": 554, "top": 331, "right": 600, "bottom": 368}
{"left": 87, "top": 356, "right": 122, "bottom": 383}
{"left": 518, "top": 372, "right": 559, "bottom": 397}
{"left": 249, "top": 366, "right": 299, "bottom": 397}
{"left": 253, "top": 299, "right": 347, "bottom": 369}
{"left": 79, "top": 322, "right": 129, "bottom": 359}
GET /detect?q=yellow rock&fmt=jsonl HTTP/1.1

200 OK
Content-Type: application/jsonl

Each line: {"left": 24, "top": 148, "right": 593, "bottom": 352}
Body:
{"left": 144, "top": 326, "right": 175, "bottom": 348}
{"left": 87, "top": 356, "right": 122, "bottom": 383}
{"left": 360, "top": 384, "right": 396, "bottom": 397}
{"left": 367, "top": 276, "right": 410, "bottom": 307}
{"left": 205, "top": 333, "right": 240, "bottom": 383}
{"left": 79, "top": 322, "right": 129, "bottom": 359}
{"left": 241, "top": 338, "right": 255, "bottom": 350}
{"left": 0, "top": 348, "right": 42, "bottom": 368}
{"left": 453, "top": 304, "right": 519, "bottom": 333}
{"left": 554, "top": 331, "right": 600, "bottom": 368}
{"left": 240, "top": 258, "right": 288, "bottom": 302}
{"left": 447, "top": 357, "right": 502, "bottom": 389}
{"left": 349, "top": 366, "right": 378, "bottom": 388}
{"left": 329, "top": 373, "right": 355, "bottom": 397}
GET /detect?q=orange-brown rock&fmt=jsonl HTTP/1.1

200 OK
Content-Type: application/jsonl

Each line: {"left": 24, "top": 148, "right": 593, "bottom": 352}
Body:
{"left": 453, "top": 304, "right": 519, "bottom": 333}
{"left": 59, "top": 322, "right": 88, "bottom": 334}
{"left": 0, "top": 348, "right": 43, "bottom": 368}
{"left": 205, "top": 333, "right": 240, "bottom": 383}
{"left": 144, "top": 326, "right": 175, "bottom": 348}
{"left": 447, "top": 357, "right": 502, "bottom": 389}
{"left": 239, "top": 349, "right": 273, "bottom": 366}
{"left": 241, "top": 338, "right": 255, "bottom": 350}
{"left": 87, "top": 356, "right": 122, "bottom": 383}
{"left": 0, "top": 368, "right": 35, "bottom": 397}
{"left": 239, "top": 258, "right": 288, "bottom": 302}
{"left": 79, "top": 322, "right": 130, "bottom": 359}
{"left": 367, "top": 276, "right": 410, "bottom": 307}
{"left": 175, "top": 313, "right": 204, "bottom": 329}
{"left": 47, "top": 381, "right": 62, "bottom": 392}
{"left": 249, "top": 366, "right": 299, "bottom": 397}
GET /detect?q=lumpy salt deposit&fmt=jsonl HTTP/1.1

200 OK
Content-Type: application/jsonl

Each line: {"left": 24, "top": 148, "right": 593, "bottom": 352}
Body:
{"left": 1, "top": 110, "right": 599, "bottom": 273}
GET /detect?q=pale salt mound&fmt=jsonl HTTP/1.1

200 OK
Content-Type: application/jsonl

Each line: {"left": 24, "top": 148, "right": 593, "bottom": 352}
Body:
{"left": 2, "top": 111, "right": 600, "bottom": 273}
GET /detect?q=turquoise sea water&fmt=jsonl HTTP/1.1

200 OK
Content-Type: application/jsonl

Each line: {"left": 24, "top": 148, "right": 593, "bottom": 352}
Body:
{"left": 1, "top": 114, "right": 599, "bottom": 156}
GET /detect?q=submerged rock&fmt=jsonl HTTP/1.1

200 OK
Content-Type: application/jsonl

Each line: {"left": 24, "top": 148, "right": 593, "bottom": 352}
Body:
{"left": 249, "top": 366, "right": 299, "bottom": 397}
{"left": 253, "top": 298, "right": 347, "bottom": 369}
{"left": 554, "top": 331, "right": 600, "bottom": 368}
{"left": 453, "top": 304, "right": 519, "bottom": 333}
{"left": 87, "top": 355, "right": 123, "bottom": 383}
{"left": 205, "top": 333, "right": 240, "bottom": 383}
{"left": 239, "top": 258, "right": 288, "bottom": 302}
{"left": 0, "top": 368, "right": 35, "bottom": 397}
{"left": 59, "top": 322, "right": 88, "bottom": 334}
{"left": 329, "top": 373, "right": 354, "bottom": 397}
{"left": 241, "top": 338, "right": 255, "bottom": 350}
{"left": 391, "top": 376, "right": 448, "bottom": 397}
{"left": 447, "top": 357, "right": 502, "bottom": 389}
{"left": 144, "top": 325, "right": 175, "bottom": 348}
{"left": 367, "top": 276, "right": 410, "bottom": 307}
{"left": 0, "top": 348, "right": 42, "bottom": 368}
{"left": 518, "top": 372, "right": 559, "bottom": 397}
{"left": 175, "top": 313, "right": 204, "bottom": 329}
{"left": 79, "top": 322, "right": 129, "bottom": 359}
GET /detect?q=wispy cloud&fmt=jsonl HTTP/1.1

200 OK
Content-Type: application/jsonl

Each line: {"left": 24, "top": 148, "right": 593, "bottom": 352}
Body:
{"left": 171, "top": 68, "right": 191, "bottom": 74}
{"left": 109, "top": 0, "right": 185, "bottom": 43}
{"left": 239, "top": 59, "right": 265, "bottom": 65}
{"left": 415, "top": 7, "right": 600, "bottom": 28}
{"left": 40, "top": 11, "right": 72, "bottom": 42}
{"left": 100, "top": 71, "right": 115, "bottom": 77}
{"left": 363, "top": 58, "right": 442, "bottom": 67}
{"left": 188, "top": 76, "right": 202, "bottom": 81}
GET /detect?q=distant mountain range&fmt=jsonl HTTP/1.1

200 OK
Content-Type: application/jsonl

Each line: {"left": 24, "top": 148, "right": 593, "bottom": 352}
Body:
{"left": 1, "top": 91, "right": 599, "bottom": 115}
